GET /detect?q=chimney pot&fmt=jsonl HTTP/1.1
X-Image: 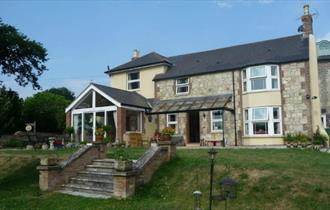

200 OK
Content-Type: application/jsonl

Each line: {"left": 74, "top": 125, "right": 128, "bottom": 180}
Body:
{"left": 303, "top": 4, "right": 309, "bottom": 15}
{"left": 132, "top": 49, "right": 140, "bottom": 60}
{"left": 301, "top": 4, "right": 313, "bottom": 38}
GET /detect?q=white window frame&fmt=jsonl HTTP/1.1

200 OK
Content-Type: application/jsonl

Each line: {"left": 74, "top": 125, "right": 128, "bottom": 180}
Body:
{"left": 167, "top": 113, "right": 178, "bottom": 133}
{"left": 321, "top": 114, "right": 327, "bottom": 128}
{"left": 175, "top": 78, "right": 189, "bottom": 95}
{"left": 210, "top": 110, "right": 223, "bottom": 133}
{"left": 244, "top": 106, "right": 282, "bottom": 136}
{"left": 242, "top": 65, "right": 280, "bottom": 93}
{"left": 127, "top": 71, "right": 140, "bottom": 90}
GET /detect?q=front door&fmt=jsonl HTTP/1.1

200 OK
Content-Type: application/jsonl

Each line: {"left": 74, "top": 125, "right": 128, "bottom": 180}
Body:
{"left": 188, "top": 111, "right": 200, "bottom": 143}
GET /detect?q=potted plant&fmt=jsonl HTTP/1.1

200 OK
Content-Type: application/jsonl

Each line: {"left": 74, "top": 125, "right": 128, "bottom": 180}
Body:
{"left": 64, "top": 126, "right": 74, "bottom": 142}
{"left": 95, "top": 128, "right": 105, "bottom": 143}
{"left": 113, "top": 147, "right": 133, "bottom": 171}
{"left": 161, "top": 127, "right": 175, "bottom": 141}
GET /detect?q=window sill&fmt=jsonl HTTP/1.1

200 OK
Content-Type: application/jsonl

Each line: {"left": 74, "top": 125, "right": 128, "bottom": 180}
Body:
{"left": 175, "top": 93, "right": 189, "bottom": 96}
{"left": 211, "top": 130, "right": 223, "bottom": 134}
{"left": 242, "top": 89, "right": 280, "bottom": 95}
{"left": 243, "top": 135, "right": 283, "bottom": 138}
{"left": 127, "top": 89, "right": 140, "bottom": 92}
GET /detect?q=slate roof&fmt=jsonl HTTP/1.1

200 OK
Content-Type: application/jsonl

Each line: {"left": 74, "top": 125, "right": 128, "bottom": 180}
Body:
{"left": 107, "top": 34, "right": 309, "bottom": 81}
{"left": 106, "top": 52, "right": 171, "bottom": 73}
{"left": 92, "top": 83, "right": 151, "bottom": 109}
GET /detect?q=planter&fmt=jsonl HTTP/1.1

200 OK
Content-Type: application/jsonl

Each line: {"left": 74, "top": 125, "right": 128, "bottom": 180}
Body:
{"left": 95, "top": 135, "right": 104, "bottom": 143}
{"left": 162, "top": 135, "right": 172, "bottom": 141}
{"left": 114, "top": 160, "right": 133, "bottom": 171}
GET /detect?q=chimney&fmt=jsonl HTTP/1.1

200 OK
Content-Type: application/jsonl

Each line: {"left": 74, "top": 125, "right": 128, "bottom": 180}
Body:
{"left": 301, "top": 4, "right": 313, "bottom": 37}
{"left": 132, "top": 49, "right": 140, "bottom": 60}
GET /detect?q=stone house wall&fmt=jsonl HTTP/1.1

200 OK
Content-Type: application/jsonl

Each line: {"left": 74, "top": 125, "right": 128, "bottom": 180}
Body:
{"left": 318, "top": 60, "right": 330, "bottom": 127}
{"left": 155, "top": 70, "right": 242, "bottom": 145}
{"left": 281, "top": 61, "right": 313, "bottom": 136}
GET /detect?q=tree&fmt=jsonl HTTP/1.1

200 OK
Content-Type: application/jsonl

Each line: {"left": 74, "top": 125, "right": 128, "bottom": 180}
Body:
{"left": 22, "top": 92, "right": 70, "bottom": 133}
{"left": 0, "top": 86, "right": 23, "bottom": 135}
{"left": 0, "top": 18, "right": 48, "bottom": 90}
{"left": 45, "top": 87, "right": 75, "bottom": 101}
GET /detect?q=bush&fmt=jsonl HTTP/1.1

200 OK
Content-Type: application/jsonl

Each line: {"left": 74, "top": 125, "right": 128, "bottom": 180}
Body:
{"left": 312, "top": 130, "right": 328, "bottom": 146}
{"left": 284, "top": 133, "right": 310, "bottom": 144}
{"left": 3, "top": 139, "right": 27, "bottom": 148}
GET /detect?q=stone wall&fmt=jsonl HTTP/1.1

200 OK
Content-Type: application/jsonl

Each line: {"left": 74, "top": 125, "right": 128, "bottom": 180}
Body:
{"left": 155, "top": 70, "right": 242, "bottom": 145}
{"left": 281, "top": 61, "right": 312, "bottom": 135}
{"left": 38, "top": 143, "right": 107, "bottom": 191}
{"left": 318, "top": 60, "right": 330, "bottom": 127}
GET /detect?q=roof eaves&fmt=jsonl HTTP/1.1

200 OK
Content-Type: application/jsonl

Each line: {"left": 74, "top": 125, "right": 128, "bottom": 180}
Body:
{"left": 105, "top": 61, "right": 172, "bottom": 74}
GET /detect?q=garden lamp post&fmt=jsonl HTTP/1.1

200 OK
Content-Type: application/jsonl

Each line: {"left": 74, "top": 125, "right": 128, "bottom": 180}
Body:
{"left": 193, "top": 190, "right": 202, "bottom": 210}
{"left": 208, "top": 147, "right": 217, "bottom": 210}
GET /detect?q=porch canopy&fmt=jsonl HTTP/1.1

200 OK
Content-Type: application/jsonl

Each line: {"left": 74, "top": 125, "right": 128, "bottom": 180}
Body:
{"left": 148, "top": 94, "right": 233, "bottom": 115}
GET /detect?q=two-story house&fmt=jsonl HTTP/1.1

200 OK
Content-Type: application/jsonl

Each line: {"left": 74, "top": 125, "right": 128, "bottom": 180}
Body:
{"left": 65, "top": 5, "right": 330, "bottom": 146}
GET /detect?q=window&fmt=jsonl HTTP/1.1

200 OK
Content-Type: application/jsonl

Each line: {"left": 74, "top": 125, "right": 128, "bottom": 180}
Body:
{"left": 211, "top": 110, "right": 223, "bottom": 132}
{"left": 242, "top": 65, "right": 279, "bottom": 92}
{"left": 176, "top": 78, "right": 189, "bottom": 94}
{"left": 167, "top": 114, "right": 177, "bottom": 132}
{"left": 126, "top": 110, "right": 142, "bottom": 131}
{"left": 127, "top": 72, "right": 140, "bottom": 90}
{"left": 244, "top": 107, "right": 282, "bottom": 136}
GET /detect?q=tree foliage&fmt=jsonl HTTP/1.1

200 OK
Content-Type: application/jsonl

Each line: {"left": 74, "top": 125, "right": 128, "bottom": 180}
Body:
{"left": 0, "top": 18, "right": 48, "bottom": 90}
{"left": 22, "top": 92, "right": 70, "bottom": 133}
{"left": 0, "top": 86, "right": 23, "bottom": 135}
{"left": 45, "top": 87, "right": 75, "bottom": 101}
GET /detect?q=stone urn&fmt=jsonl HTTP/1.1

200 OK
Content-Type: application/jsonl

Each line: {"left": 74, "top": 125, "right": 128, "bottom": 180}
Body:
{"left": 41, "top": 144, "right": 49, "bottom": 150}
{"left": 162, "top": 135, "right": 171, "bottom": 141}
{"left": 114, "top": 160, "right": 133, "bottom": 172}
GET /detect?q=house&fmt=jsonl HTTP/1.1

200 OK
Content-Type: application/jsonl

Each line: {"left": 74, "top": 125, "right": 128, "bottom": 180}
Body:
{"left": 65, "top": 5, "right": 330, "bottom": 146}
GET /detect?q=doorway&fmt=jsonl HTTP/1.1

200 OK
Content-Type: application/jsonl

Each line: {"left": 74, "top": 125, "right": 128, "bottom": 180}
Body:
{"left": 188, "top": 111, "right": 200, "bottom": 143}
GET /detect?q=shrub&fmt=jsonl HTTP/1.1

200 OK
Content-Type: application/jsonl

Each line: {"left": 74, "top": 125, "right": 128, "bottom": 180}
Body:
{"left": 284, "top": 133, "right": 310, "bottom": 144}
{"left": 312, "top": 130, "right": 328, "bottom": 145}
{"left": 3, "top": 139, "right": 27, "bottom": 148}
{"left": 64, "top": 127, "right": 74, "bottom": 135}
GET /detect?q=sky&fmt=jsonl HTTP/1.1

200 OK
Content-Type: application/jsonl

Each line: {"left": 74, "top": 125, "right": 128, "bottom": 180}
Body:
{"left": 0, "top": 0, "right": 330, "bottom": 99}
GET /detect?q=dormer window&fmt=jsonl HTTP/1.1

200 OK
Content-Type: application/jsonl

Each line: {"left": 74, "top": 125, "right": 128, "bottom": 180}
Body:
{"left": 127, "top": 72, "right": 140, "bottom": 90}
{"left": 176, "top": 78, "right": 189, "bottom": 95}
{"left": 242, "top": 65, "right": 279, "bottom": 92}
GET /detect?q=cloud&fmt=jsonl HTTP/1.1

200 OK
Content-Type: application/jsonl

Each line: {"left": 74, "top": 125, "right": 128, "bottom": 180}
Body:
{"left": 318, "top": 32, "right": 330, "bottom": 41}
{"left": 216, "top": 0, "right": 233, "bottom": 8}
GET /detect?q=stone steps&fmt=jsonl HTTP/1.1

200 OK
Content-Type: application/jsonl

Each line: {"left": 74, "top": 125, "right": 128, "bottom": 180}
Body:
{"left": 59, "top": 158, "right": 115, "bottom": 198}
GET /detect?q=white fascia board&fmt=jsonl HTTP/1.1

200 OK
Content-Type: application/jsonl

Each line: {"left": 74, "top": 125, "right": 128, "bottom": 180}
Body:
{"left": 65, "top": 84, "right": 121, "bottom": 113}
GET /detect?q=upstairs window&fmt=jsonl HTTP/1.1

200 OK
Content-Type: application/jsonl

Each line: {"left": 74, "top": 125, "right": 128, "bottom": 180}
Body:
{"left": 127, "top": 72, "right": 140, "bottom": 90}
{"left": 242, "top": 65, "right": 279, "bottom": 92}
{"left": 176, "top": 78, "right": 189, "bottom": 94}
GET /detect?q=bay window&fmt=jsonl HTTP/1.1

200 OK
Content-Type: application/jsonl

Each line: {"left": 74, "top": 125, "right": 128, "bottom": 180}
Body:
{"left": 244, "top": 107, "right": 282, "bottom": 136}
{"left": 242, "top": 65, "right": 279, "bottom": 92}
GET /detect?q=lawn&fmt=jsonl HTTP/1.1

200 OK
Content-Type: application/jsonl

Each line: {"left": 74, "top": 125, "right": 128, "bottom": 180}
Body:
{"left": 0, "top": 148, "right": 329, "bottom": 210}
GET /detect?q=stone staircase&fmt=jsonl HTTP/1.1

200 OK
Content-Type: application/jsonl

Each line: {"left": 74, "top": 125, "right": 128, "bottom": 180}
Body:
{"left": 59, "top": 159, "right": 115, "bottom": 199}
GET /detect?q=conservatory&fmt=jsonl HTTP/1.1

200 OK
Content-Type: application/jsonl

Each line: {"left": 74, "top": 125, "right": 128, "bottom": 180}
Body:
{"left": 65, "top": 83, "right": 151, "bottom": 143}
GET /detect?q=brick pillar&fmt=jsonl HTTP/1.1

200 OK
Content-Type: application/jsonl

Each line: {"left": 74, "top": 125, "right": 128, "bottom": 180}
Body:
{"left": 66, "top": 111, "right": 71, "bottom": 127}
{"left": 116, "top": 107, "right": 126, "bottom": 143}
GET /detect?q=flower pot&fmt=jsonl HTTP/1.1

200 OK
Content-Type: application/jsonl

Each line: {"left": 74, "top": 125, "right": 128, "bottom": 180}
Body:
{"left": 96, "top": 135, "right": 104, "bottom": 143}
{"left": 162, "top": 135, "right": 172, "bottom": 141}
{"left": 114, "top": 160, "right": 133, "bottom": 171}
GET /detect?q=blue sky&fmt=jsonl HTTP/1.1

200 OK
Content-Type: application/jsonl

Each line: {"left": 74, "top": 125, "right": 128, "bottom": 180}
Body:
{"left": 0, "top": 0, "right": 330, "bottom": 98}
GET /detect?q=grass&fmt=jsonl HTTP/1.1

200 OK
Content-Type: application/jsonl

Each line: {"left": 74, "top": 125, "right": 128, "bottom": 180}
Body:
{"left": 107, "top": 147, "right": 147, "bottom": 160}
{"left": 0, "top": 148, "right": 330, "bottom": 210}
